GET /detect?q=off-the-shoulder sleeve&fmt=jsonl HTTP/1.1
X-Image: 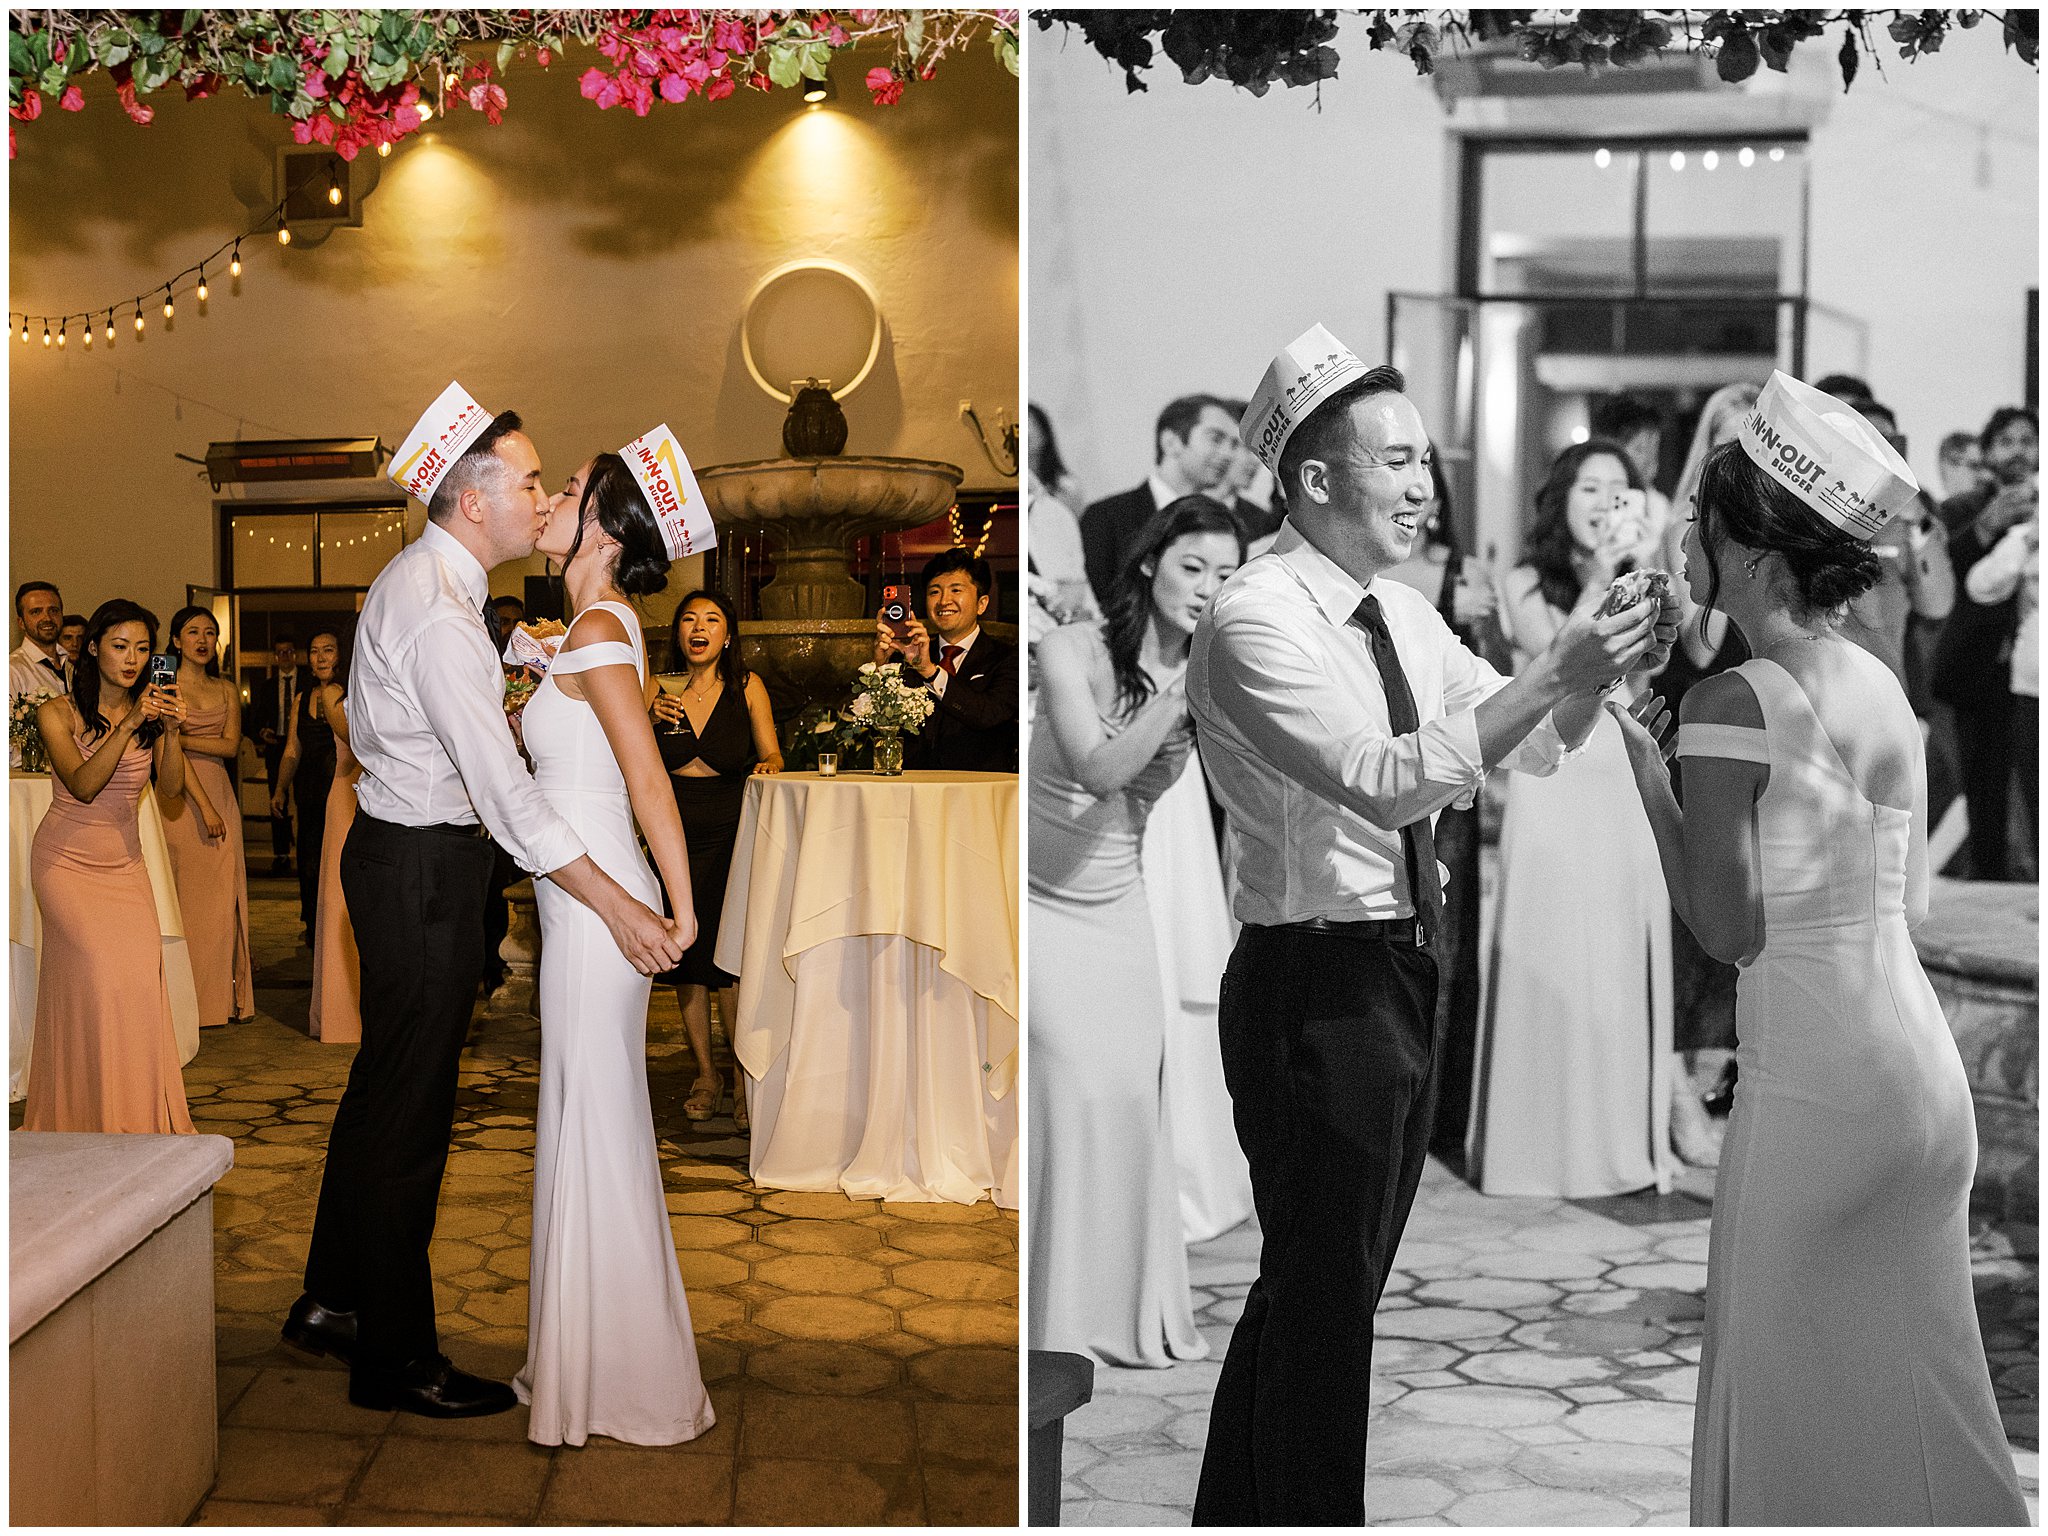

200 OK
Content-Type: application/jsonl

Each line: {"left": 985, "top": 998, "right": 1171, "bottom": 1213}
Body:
{"left": 1676, "top": 723, "right": 1769, "bottom": 763}
{"left": 549, "top": 640, "right": 641, "bottom": 676}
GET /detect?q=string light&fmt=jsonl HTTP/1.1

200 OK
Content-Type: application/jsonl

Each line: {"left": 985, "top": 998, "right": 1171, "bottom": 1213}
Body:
{"left": 1703, "top": 149, "right": 1719, "bottom": 170}
{"left": 103, "top": 312, "right": 114, "bottom": 345}
{"left": 377, "top": 140, "right": 391, "bottom": 158}
{"left": 41, "top": 320, "right": 50, "bottom": 348}
{"left": 56, "top": 319, "right": 66, "bottom": 349}
{"left": 1769, "top": 146, "right": 1786, "bottom": 162}
{"left": 1669, "top": 150, "right": 1686, "bottom": 171}
{"left": 82, "top": 317, "right": 91, "bottom": 350}
{"left": 1739, "top": 146, "right": 1756, "bottom": 168}
{"left": 196, "top": 268, "right": 208, "bottom": 302}
{"left": 163, "top": 283, "right": 175, "bottom": 320}
{"left": 230, "top": 241, "right": 243, "bottom": 278}
{"left": 277, "top": 221, "right": 291, "bottom": 246}
{"left": 327, "top": 167, "right": 343, "bottom": 206}
{"left": 18, "top": 316, "right": 27, "bottom": 344}
{"left": 134, "top": 301, "right": 144, "bottom": 335}
{"left": 1594, "top": 146, "right": 1612, "bottom": 170}
{"left": 416, "top": 101, "right": 433, "bottom": 123}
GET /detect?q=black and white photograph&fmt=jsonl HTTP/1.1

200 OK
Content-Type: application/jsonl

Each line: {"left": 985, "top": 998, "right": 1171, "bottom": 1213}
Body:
{"left": 1026, "top": 9, "right": 2038, "bottom": 1527}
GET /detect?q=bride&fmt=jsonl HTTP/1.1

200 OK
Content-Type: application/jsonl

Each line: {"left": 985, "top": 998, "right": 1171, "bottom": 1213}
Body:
{"left": 1610, "top": 374, "right": 2026, "bottom": 1526}
{"left": 514, "top": 445, "right": 715, "bottom": 1448}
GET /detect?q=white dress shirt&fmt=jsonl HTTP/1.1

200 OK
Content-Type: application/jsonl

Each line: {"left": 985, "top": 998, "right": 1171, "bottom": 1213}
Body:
{"left": 929, "top": 626, "right": 981, "bottom": 699}
{"left": 10, "top": 637, "right": 69, "bottom": 700}
{"left": 1965, "top": 521, "right": 2040, "bottom": 698}
{"left": 1189, "top": 521, "right": 1573, "bottom": 926}
{"left": 349, "top": 518, "right": 586, "bottom": 875}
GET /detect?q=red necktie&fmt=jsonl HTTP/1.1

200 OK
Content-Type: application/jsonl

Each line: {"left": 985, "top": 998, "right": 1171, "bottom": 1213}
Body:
{"left": 940, "top": 644, "right": 963, "bottom": 677}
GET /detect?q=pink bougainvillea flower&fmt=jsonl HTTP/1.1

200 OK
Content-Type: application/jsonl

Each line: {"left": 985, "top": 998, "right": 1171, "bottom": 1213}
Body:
{"left": 467, "top": 80, "right": 508, "bottom": 123}
{"left": 659, "top": 72, "right": 691, "bottom": 102}
{"left": 115, "top": 79, "right": 153, "bottom": 124}
{"left": 854, "top": 10, "right": 881, "bottom": 23}
{"left": 59, "top": 85, "right": 84, "bottom": 112}
{"left": 393, "top": 103, "right": 422, "bottom": 133}
{"left": 11, "top": 89, "right": 43, "bottom": 122}
{"left": 866, "top": 66, "right": 904, "bottom": 105}
{"left": 303, "top": 71, "right": 328, "bottom": 100}
{"left": 536, "top": 47, "right": 552, "bottom": 67}
{"left": 291, "top": 118, "right": 313, "bottom": 143}
{"left": 705, "top": 74, "right": 737, "bottom": 101}
{"left": 579, "top": 66, "right": 610, "bottom": 100}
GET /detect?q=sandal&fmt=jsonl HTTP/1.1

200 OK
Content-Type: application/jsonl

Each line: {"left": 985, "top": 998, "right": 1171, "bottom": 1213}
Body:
{"left": 683, "top": 1072, "right": 721, "bottom": 1123}
{"left": 733, "top": 1081, "right": 750, "bottom": 1134}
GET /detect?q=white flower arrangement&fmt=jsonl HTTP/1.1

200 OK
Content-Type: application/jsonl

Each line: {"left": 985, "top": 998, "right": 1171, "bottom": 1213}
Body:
{"left": 841, "top": 660, "right": 936, "bottom": 738}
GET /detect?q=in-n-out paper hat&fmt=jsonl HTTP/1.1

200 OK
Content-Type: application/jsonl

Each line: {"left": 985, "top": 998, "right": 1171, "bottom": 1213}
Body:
{"left": 1242, "top": 323, "right": 1372, "bottom": 474}
{"left": 390, "top": 380, "right": 497, "bottom": 503}
{"left": 1736, "top": 371, "right": 1921, "bottom": 540}
{"left": 620, "top": 424, "right": 717, "bottom": 560}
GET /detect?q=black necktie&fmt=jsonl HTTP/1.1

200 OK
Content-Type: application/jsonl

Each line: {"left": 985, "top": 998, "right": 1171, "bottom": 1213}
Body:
{"left": 481, "top": 601, "right": 503, "bottom": 649}
{"left": 40, "top": 657, "right": 63, "bottom": 678}
{"left": 1350, "top": 593, "right": 1445, "bottom": 949}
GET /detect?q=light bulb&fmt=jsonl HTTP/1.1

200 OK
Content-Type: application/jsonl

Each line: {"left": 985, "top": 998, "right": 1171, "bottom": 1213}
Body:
{"left": 197, "top": 270, "right": 208, "bottom": 302}
{"left": 82, "top": 323, "right": 91, "bottom": 350}
{"left": 134, "top": 304, "right": 144, "bottom": 335}
{"left": 1738, "top": 146, "right": 1756, "bottom": 168}
{"left": 163, "top": 285, "right": 175, "bottom": 319}
{"left": 1594, "top": 147, "right": 1612, "bottom": 170}
{"left": 103, "top": 314, "right": 114, "bottom": 343}
{"left": 18, "top": 317, "right": 27, "bottom": 344}
{"left": 42, "top": 323, "right": 50, "bottom": 348}
{"left": 327, "top": 182, "right": 342, "bottom": 206}
{"left": 377, "top": 140, "right": 391, "bottom": 158}
{"left": 1703, "top": 149, "right": 1719, "bottom": 171}
{"left": 277, "top": 224, "right": 292, "bottom": 246}
{"left": 230, "top": 242, "right": 243, "bottom": 278}
{"left": 56, "top": 321, "right": 65, "bottom": 349}
{"left": 1669, "top": 150, "right": 1686, "bottom": 172}
{"left": 416, "top": 101, "right": 432, "bottom": 123}
{"left": 1769, "top": 146, "right": 1785, "bottom": 162}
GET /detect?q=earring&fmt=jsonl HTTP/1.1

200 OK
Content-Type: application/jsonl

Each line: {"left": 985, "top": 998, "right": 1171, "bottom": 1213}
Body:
{"left": 1744, "top": 552, "right": 1766, "bottom": 577}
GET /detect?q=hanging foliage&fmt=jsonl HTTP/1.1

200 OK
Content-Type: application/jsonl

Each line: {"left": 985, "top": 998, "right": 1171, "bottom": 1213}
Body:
{"left": 7, "top": 9, "right": 1021, "bottom": 157}
{"left": 1032, "top": 9, "right": 2037, "bottom": 97}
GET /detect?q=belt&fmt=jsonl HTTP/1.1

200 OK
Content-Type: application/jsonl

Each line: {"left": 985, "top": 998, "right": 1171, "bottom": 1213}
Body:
{"left": 1253, "top": 915, "right": 1428, "bottom": 947}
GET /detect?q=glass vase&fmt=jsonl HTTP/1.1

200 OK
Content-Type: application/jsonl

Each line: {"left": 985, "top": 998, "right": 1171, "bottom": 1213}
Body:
{"left": 18, "top": 732, "right": 48, "bottom": 774}
{"left": 872, "top": 731, "right": 904, "bottom": 776}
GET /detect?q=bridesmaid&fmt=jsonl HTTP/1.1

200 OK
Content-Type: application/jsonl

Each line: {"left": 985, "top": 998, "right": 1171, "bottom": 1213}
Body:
{"left": 646, "top": 590, "right": 781, "bottom": 1129}
{"left": 158, "top": 606, "right": 255, "bottom": 1029}
{"left": 1029, "top": 494, "right": 1242, "bottom": 1367}
{"left": 309, "top": 664, "right": 362, "bottom": 1042}
{"left": 24, "top": 599, "right": 195, "bottom": 1134}
{"left": 272, "top": 628, "right": 343, "bottom": 939}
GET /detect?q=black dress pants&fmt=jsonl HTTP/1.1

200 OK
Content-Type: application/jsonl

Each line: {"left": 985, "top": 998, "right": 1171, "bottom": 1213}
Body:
{"left": 1955, "top": 698, "right": 2017, "bottom": 880}
{"left": 1194, "top": 924, "right": 1441, "bottom": 1528}
{"left": 303, "top": 814, "right": 496, "bottom": 1377}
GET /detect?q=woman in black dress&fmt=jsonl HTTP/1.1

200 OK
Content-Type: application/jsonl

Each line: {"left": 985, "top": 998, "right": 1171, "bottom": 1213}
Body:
{"left": 272, "top": 627, "right": 346, "bottom": 939}
{"left": 647, "top": 590, "right": 782, "bottom": 1127}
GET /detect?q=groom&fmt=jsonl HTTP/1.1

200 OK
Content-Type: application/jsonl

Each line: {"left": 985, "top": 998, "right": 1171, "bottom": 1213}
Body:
{"left": 1186, "top": 327, "right": 1677, "bottom": 1524}
{"left": 283, "top": 383, "right": 685, "bottom": 1417}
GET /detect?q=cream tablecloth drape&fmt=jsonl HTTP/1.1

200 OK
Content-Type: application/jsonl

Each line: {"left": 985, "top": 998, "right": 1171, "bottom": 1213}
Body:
{"left": 715, "top": 771, "right": 1019, "bottom": 1208}
{"left": 10, "top": 775, "right": 201, "bottom": 1101}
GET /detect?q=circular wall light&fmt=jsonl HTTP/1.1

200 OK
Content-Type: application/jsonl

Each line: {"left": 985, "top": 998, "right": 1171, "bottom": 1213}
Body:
{"left": 740, "top": 257, "right": 883, "bottom": 405}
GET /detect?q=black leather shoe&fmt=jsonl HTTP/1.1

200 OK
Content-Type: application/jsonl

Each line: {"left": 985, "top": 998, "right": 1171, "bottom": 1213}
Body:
{"left": 282, "top": 1294, "right": 356, "bottom": 1364}
{"left": 349, "top": 1355, "right": 517, "bottom": 1418}
{"left": 1701, "top": 1060, "right": 1738, "bottom": 1119}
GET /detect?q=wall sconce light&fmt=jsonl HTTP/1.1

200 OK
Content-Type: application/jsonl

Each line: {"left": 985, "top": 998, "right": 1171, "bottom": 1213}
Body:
{"left": 802, "top": 72, "right": 836, "bottom": 107}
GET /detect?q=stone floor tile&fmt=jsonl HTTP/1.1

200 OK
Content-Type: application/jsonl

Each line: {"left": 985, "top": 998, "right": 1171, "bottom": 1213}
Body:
{"left": 1445, "top": 1485, "right": 1639, "bottom": 1524}
{"left": 213, "top": 1428, "right": 379, "bottom": 1506}
{"left": 1076, "top": 1447, "right": 1203, "bottom": 1505}
{"left": 1061, "top": 1496, "right": 1188, "bottom": 1525}
{"left": 352, "top": 1437, "right": 552, "bottom": 1519}
{"left": 540, "top": 1444, "right": 734, "bottom": 1524}
{"left": 906, "top": 1345, "right": 1017, "bottom": 1403}
{"left": 922, "top": 1465, "right": 1018, "bottom": 1524}
{"left": 734, "top": 1457, "right": 926, "bottom": 1525}
{"left": 225, "top": 1368, "right": 397, "bottom": 1435}
{"left": 742, "top": 1388, "right": 916, "bottom": 1463}
{"left": 1369, "top": 1472, "right": 1458, "bottom": 1518}
{"left": 751, "top": 1294, "right": 897, "bottom": 1342}
{"left": 1398, "top": 1385, "right": 1570, "bottom": 1429}
{"left": 1396, "top": 1370, "right": 1467, "bottom": 1390}
{"left": 1512, "top": 1438, "right": 1688, "bottom": 1495}
{"left": 1366, "top": 1418, "right": 1518, "bottom": 1472}
{"left": 1456, "top": 1351, "right": 1612, "bottom": 1390}
{"left": 192, "top": 1499, "right": 336, "bottom": 1524}
{"left": 1561, "top": 1385, "right": 1627, "bottom": 1405}
{"left": 1375, "top": 1338, "right": 1461, "bottom": 1374}
{"left": 744, "top": 1339, "right": 901, "bottom": 1397}
{"left": 914, "top": 1399, "right": 1018, "bottom": 1467}
{"left": 1443, "top": 1465, "right": 1526, "bottom": 1494}
{"left": 1502, "top": 1422, "right": 1580, "bottom": 1445}
{"left": 899, "top": 1300, "right": 1018, "bottom": 1346}
{"left": 1560, "top": 1399, "right": 1695, "bottom": 1445}
{"left": 1375, "top": 1306, "right": 1514, "bottom": 1342}
{"left": 1413, "top": 1277, "right": 1560, "bottom": 1311}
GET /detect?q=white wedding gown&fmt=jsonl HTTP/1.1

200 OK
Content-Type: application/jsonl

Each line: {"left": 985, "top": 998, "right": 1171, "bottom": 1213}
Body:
{"left": 512, "top": 599, "right": 716, "bottom": 1447}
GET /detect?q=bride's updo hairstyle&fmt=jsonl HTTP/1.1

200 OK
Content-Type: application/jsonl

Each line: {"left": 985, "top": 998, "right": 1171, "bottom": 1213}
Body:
{"left": 565, "top": 452, "right": 673, "bottom": 598}
{"left": 1692, "top": 438, "right": 1881, "bottom": 618}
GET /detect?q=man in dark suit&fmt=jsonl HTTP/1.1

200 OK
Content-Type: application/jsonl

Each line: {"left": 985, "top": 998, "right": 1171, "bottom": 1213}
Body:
{"left": 248, "top": 635, "right": 313, "bottom": 876}
{"left": 873, "top": 549, "right": 1018, "bottom": 773}
{"left": 1080, "top": 394, "right": 1282, "bottom": 606}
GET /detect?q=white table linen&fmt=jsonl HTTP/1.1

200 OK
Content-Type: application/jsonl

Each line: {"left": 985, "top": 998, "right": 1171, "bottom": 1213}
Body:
{"left": 715, "top": 770, "right": 1019, "bottom": 1207}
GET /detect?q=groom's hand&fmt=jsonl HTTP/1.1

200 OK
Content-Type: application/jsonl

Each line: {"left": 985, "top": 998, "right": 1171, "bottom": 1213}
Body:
{"left": 606, "top": 896, "right": 686, "bottom": 976}
{"left": 1546, "top": 581, "right": 1661, "bottom": 694}
{"left": 1629, "top": 586, "right": 1683, "bottom": 680}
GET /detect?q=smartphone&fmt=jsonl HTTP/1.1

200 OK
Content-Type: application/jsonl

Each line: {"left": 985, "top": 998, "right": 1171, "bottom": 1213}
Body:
{"left": 882, "top": 583, "right": 913, "bottom": 638}
{"left": 146, "top": 653, "right": 179, "bottom": 692}
{"left": 1608, "top": 489, "right": 1648, "bottom": 526}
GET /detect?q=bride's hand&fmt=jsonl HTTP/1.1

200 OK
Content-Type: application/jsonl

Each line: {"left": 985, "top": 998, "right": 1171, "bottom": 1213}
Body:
{"left": 1607, "top": 692, "right": 1676, "bottom": 769}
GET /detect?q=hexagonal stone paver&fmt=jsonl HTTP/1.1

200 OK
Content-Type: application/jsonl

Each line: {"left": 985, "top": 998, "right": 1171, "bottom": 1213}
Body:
{"left": 1398, "top": 1384, "right": 1570, "bottom": 1428}
{"left": 746, "top": 1340, "right": 901, "bottom": 1396}
{"left": 751, "top": 1294, "right": 895, "bottom": 1342}
{"left": 895, "top": 1259, "right": 1019, "bottom": 1301}
{"left": 1607, "top": 1261, "right": 1710, "bottom": 1291}
{"left": 1067, "top": 1392, "right": 1174, "bottom": 1439}
{"left": 1078, "top": 1448, "right": 1203, "bottom": 1505}
{"left": 1368, "top": 1473, "right": 1457, "bottom": 1519}
{"left": 1461, "top": 1247, "right": 1610, "bottom": 1281}
{"left": 1562, "top": 1398, "right": 1695, "bottom": 1445}
{"left": 761, "top": 1190, "right": 881, "bottom": 1219}
{"left": 1521, "top": 1220, "right": 1652, "bottom": 1255}
{"left": 886, "top": 1223, "right": 1014, "bottom": 1262}
{"left": 669, "top": 1214, "right": 760, "bottom": 1250}
{"left": 900, "top": 1301, "right": 1017, "bottom": 1346}
{"left": 665, "top": 1189, "right": 752, "bottom": 1215}
{"left": 880, "top": 1200, "right": 996, "bottom": 1224}
{"left": 755, "top": 1254, "right": 888, "bottom": 1295}
{"left": 1375, "top": 1306, "right": 1514, "bottom": 1341}
{"left": 1627, "top": 1363, "right": 1700, "bottom": 1403}
{"left": 674, "top": 1249, "right": 750, "bottom": 1289}
{"left": 1376, "top": 1338, "right": 1460, "bottom": 1374}
{"left": 1445, "top": 1486, "right": 1639, "bottom": 1524}
{"left": 1457, "top": 1351, "right": 1614, "bottom": 1389}
{"left": 1413, "top": 1277, "right": 1559, "bottom": 1310}
{"left": 1512, "top": 1438, "right": 1688, "bottom": 1495}
{"left": 759, "top": 1219, "right": 886, "bottom": 1256}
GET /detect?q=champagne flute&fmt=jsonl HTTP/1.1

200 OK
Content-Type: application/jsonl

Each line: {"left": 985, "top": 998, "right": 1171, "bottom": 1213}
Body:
{"left": 655, "top": 673, "right": 690, "bottom": 734}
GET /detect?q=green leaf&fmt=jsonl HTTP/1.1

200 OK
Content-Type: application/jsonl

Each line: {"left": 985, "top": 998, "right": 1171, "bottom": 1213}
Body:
{"left": 764, "top": 43, "right": 802, "bottom": 89}
{"left": 1716, "top": 28, "right": 1759, "bottom": 82}
{"left": 324, "top": 43, "right": 349, "bottom": 77}
{"left": 799, "top": 39, "right": 832, "bottom": 79}
{"left": 39, "top": 63, "right": 68, "bottom": 96}
{"left": 268, "top": 52, "right": 296, "bottom": 91}
{"left": 904, "top": 9, "right": 925, "bottom": 62}
{"left": 496, "top": 40, "right": 516, "bottom": 71}
{"left": 1838, "top": 26, "right": 1859, "bottom": 90}
{"left": 379, "top": 11, "right": 403, "bottom": 43}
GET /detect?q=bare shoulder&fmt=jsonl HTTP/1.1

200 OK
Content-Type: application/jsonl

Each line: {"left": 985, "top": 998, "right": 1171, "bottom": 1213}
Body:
{"left": 564, "top": 607, "right": 630, "bottom": 648}
{"left": 1037, "top": 621, "right": 1108, "bottom": 667}
{"left": 1680, "top": 668, "right": 1766, "bottom": 728}
{"left": 744, "top": 671, "right": 771, "bottom": 704}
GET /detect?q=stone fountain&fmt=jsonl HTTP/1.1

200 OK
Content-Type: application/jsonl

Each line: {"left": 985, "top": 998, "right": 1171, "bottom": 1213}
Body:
{"left": 694, "top": 454, "right": 984, "bottom": 721}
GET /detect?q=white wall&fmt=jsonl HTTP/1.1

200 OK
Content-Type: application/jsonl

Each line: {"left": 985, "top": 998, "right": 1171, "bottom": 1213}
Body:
{"left": 1029, "top": 17, "right": 2036, "bottom": 503}
{"left": 10, "top": 43, "right": 1018, "bottom": 630}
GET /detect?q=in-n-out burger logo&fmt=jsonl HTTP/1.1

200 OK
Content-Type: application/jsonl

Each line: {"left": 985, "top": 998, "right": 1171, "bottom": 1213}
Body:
{"left": 632, "top": 436, "right": 684, "bottom": 523}
{"left": 622, "top": 426, "right": 713, "bottom": 558}
{"left": 392, "top": 398, "right": 490, "bottom": 498}
{"left": 1743, "top": 408, "right": 1826, "bottom": 493}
